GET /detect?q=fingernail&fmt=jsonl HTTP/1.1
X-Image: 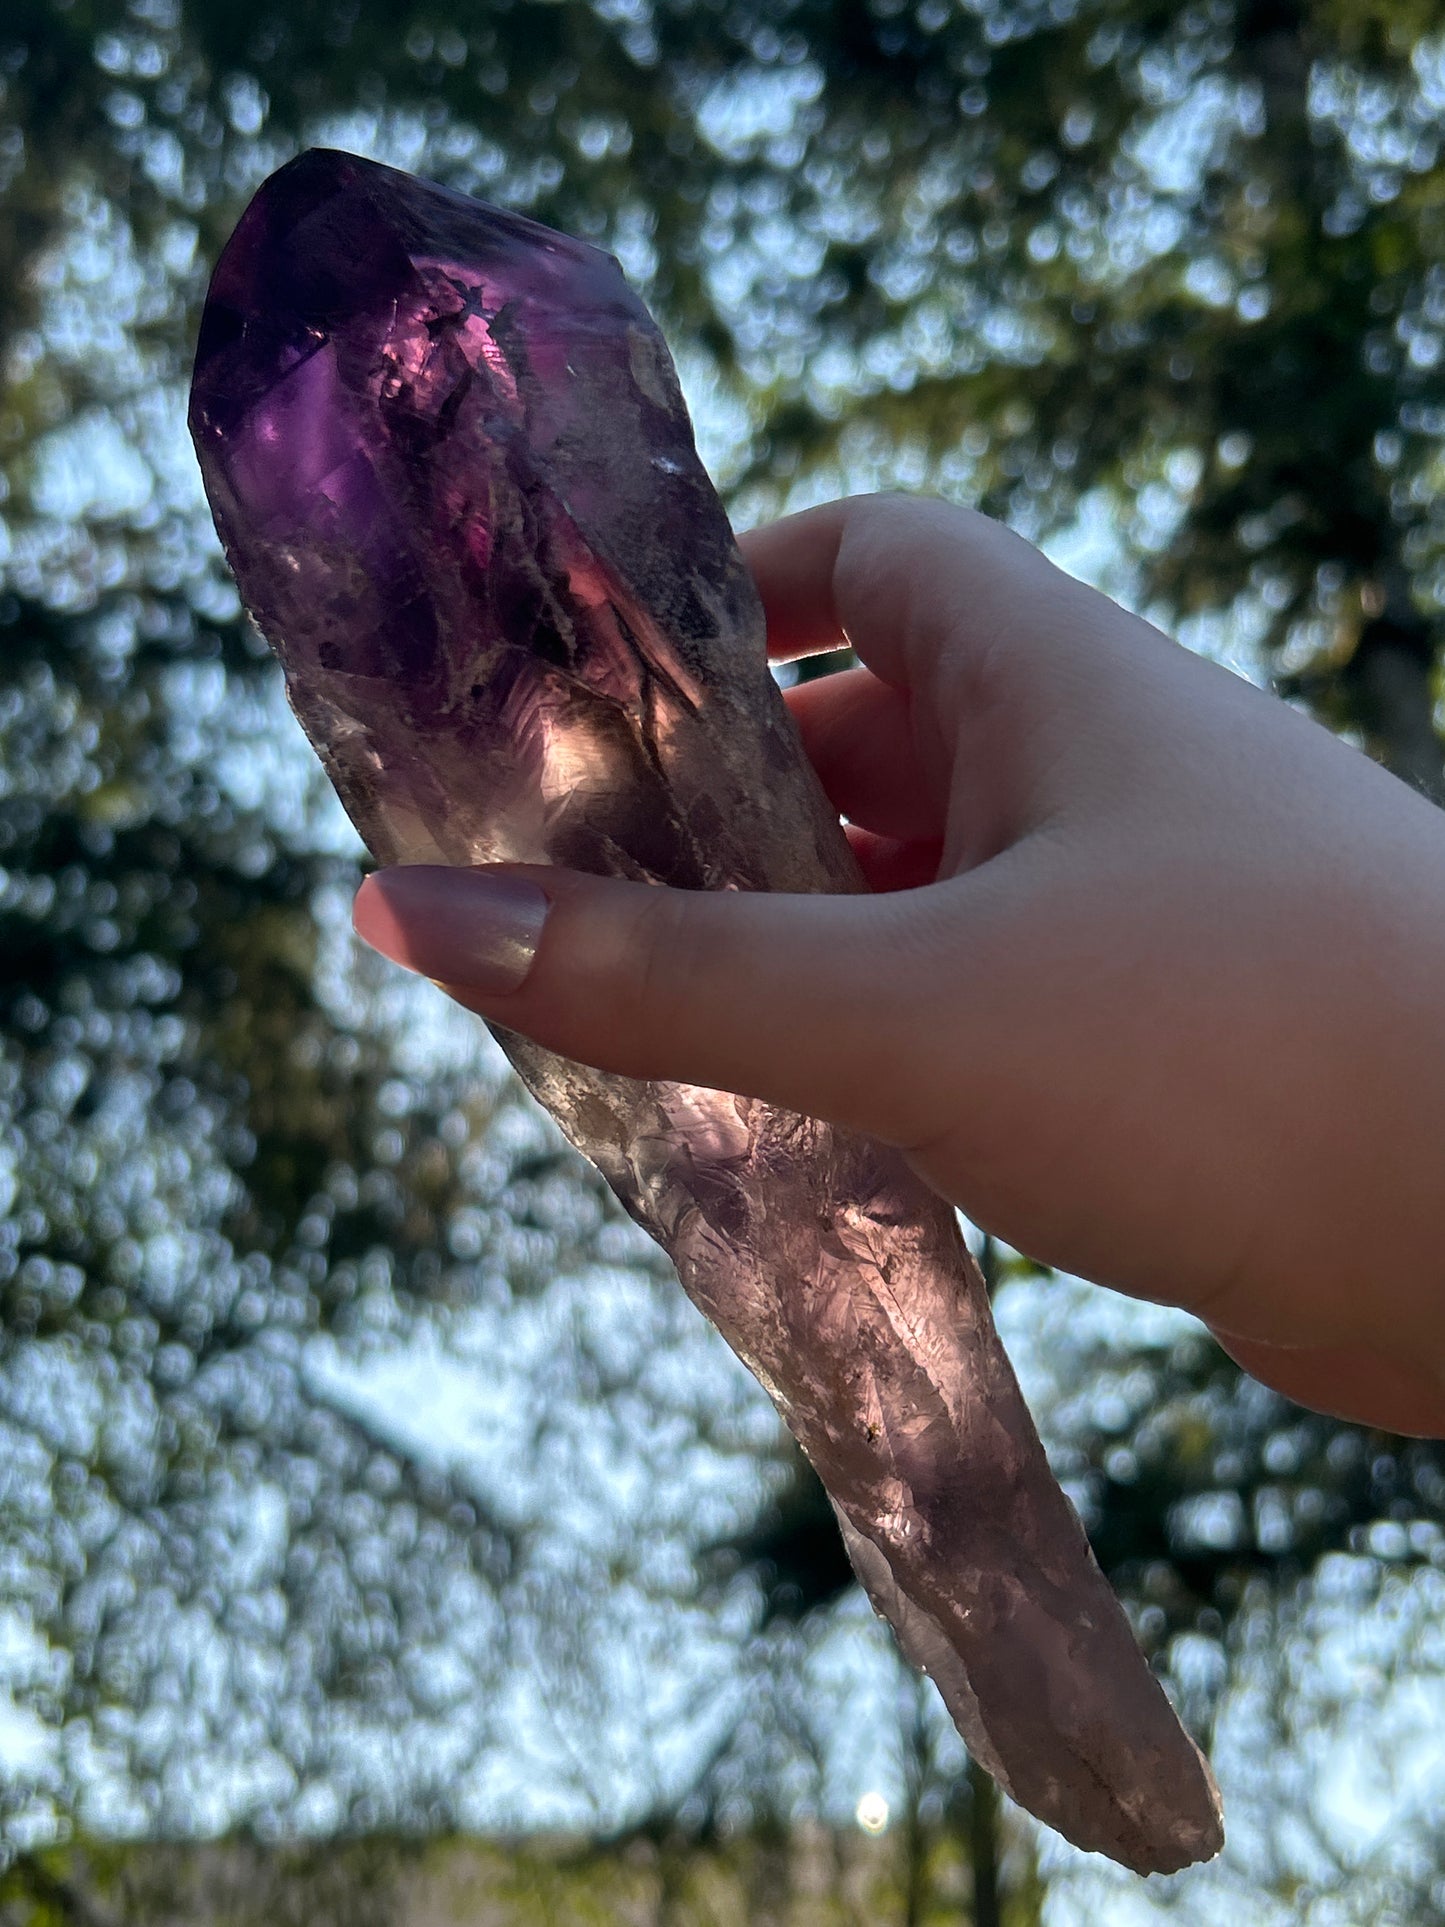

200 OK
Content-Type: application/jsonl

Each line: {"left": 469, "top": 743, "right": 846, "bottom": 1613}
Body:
{"left": 354, "top": 867, "right": 549, "bottom": 995}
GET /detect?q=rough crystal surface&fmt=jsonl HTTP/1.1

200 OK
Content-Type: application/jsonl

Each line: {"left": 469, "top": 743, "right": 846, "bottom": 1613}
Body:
{"left": 189, "top": 149, "right": 1223, "bottom": 1872}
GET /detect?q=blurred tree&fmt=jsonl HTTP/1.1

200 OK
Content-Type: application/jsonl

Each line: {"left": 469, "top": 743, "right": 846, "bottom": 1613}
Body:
{"left": 3, "top": 0, "right": 1445, "bottom": 1904}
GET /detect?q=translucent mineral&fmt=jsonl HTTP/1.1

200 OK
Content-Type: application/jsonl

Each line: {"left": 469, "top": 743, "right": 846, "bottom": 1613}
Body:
{"left": 189, "top": 148, "right": 1223, "bottom": 1872}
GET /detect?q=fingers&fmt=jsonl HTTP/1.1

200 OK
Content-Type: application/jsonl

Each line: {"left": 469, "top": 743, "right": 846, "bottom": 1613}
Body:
{"left": 783, "top": 665, "right": 945, "bottom": 841}
{"left": 743, "top": 494, "right": 1105, "bottom": 859}
{"left": 743, "top": 494, "right": 956, "bottom": 682}
{"left": 740, "top": 506, "right": 850, "bottom": 662}
{"left": 1209, "top": 1328, "right": 1445, "bottom": 1438}
{"left": 844, "top": 828, "right": 945, "bottom": 893}
{"left": 740, "top": 492, "right": 1081, "bottom": 690}
{"left": 354, "top": 863, "right": 964, "bottom": 1147}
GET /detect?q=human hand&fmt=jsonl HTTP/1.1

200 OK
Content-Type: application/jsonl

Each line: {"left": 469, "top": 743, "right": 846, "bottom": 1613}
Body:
{"left": 355, "top": 493, "right": 1445, "bottom": 1435}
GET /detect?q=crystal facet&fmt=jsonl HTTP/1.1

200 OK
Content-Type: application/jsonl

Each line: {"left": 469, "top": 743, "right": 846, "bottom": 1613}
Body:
{"left": 189, "top": 149, "right": 1223, "bottom": 1872}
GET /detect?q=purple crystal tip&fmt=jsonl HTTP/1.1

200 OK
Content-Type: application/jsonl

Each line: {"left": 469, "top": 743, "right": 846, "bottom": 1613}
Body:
{"left": 190, "top": 149, "right": 749, "bottom": 773}
{"left": 192, "top": 147, "right": 631, "bottom": 450}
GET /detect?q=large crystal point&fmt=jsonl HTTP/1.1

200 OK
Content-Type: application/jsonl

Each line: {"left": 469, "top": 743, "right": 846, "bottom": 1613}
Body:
{"left": 190, "top": 149, "right": 1223, "bottom": 1872}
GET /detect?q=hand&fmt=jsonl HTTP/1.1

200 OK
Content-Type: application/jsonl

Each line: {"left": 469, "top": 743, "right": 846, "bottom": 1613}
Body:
{"left": 355, "top": 493, "right": 1445, "bottom": 1435}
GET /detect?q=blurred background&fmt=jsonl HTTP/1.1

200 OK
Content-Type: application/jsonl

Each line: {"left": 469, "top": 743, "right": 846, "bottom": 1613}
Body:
{"left": 2, "top": 0, "right": 1445, "bottom": 1920}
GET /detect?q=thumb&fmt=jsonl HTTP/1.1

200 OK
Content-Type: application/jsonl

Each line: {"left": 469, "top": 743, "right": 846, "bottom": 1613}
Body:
{"left": 353, "top": 862, "right": 957, "bottom": 1146}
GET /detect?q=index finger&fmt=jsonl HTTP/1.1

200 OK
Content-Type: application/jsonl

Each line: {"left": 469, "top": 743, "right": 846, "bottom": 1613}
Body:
{"left": 739, "top": 499, "right": 856, "bottom": 662}
{"left": 738, "top": 492, "right": 1067, "bottom": 696}
{"left": 739, "top": 504, "right": 855, "bottom": 662}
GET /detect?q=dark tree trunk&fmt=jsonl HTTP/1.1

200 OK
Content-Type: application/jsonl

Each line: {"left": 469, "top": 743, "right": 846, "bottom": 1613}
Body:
{"left": 1344, "top": 611, "right": 1445, "bottom": 807}
{"left": 744, "top": 1818, "right": 792, "bottom": 1927}
{"left": 966, "top": 1754, "right": 1002, "bottom": 1927}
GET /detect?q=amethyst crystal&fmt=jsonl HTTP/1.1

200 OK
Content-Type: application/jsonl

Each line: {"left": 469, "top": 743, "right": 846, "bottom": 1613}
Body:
{"left": 189, "top": 149, "right": 1223, "bottom": 1872}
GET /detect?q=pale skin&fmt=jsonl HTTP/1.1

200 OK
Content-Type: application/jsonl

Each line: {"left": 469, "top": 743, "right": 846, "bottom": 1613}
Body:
{"left": 354, "top": 492, "right": 1445, "bottom": 1437}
